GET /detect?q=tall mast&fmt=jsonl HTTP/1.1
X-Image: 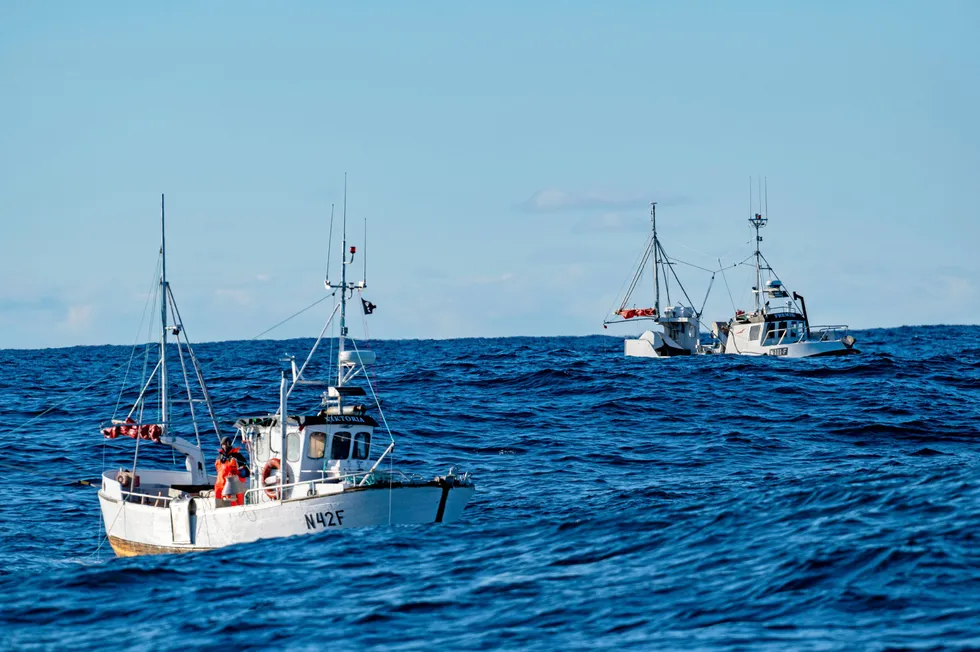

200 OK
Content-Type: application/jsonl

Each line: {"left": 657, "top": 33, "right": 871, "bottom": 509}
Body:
{"left": 748, "top": 185, "right": 767, "bottom": 312}
{"left": 160, "top": 194, "right": 169, "bottom": 428}
{"left": 651, "top": 202, "right": 659, "bottom": 316}
{"left": 754, "top": 218, "right": 761, "bottom": 311}
{"left": 337, "top": 175, "right": 348, "bottom": 386}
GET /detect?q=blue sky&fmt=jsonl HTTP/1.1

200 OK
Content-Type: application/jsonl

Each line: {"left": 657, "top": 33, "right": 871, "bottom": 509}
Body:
{"left": 1, "top": 1, "right": 978, "bottom": 348}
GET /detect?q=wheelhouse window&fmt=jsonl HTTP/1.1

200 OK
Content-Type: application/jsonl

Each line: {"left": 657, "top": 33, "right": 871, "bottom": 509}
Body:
{"left": 749, "top": 325, "right": 761, "bottom": 341}
{"left": 352, "top": 432, "right": 371, "bottom": 460}
{"left": 331, "top": 431, "right": 351, "bottom": 460}
{"left": 307, "top": 431, "right": 326, "bottom": 459}
{"left": 286, "top": 431, "right": 301, "bottom": 462}
{"left": 254, "top": 428, "right": 269, "bottom": 462}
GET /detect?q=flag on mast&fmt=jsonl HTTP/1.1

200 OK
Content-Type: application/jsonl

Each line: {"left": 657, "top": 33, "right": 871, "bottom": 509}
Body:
{"left": 361, "top": 298, "right": 376, "bottom": 315}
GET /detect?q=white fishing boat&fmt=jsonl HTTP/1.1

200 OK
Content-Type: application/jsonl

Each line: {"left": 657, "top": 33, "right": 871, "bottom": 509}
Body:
{"left": 712, "top": 193, "right": 858, "bottom": 358}
{"left": 97, "top": 194, "right": 475, "bottom": 556}
{"left": 604, "top": 202, "right": 710, "bottom": 358}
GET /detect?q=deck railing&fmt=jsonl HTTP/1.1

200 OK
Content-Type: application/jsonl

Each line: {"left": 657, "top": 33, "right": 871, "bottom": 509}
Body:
{"left": 120, "top": 488, "right": 174, "bottom": 507}
{"left": 110, "top": 467, "right": 438, "bottom": 508}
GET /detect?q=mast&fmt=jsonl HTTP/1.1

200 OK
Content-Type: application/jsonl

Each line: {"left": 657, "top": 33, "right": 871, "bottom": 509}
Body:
{"left": 651, "top": 202, "right": 660, "bottom": 316}
{"left": 337, "top": 175, "right": 348, "bottom": 387}
{"left": 748, "top": 186, "right": 767, "bottom": 312}
{"left": 160, "top": 194, "right": 168, "bottom": 429}
{"left": 323, "top": 174, "right": 367, "bottom": 388}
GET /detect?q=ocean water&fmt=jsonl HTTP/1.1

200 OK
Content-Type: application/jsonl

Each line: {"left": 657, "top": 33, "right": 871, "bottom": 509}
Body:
{"left": 2, "top": 325, "right": 980, "bottom": 651}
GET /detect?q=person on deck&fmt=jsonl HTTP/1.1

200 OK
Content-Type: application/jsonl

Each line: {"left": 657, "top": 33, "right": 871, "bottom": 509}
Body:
{"left": 214, "top": 437, "right": 249, "bottom": 506}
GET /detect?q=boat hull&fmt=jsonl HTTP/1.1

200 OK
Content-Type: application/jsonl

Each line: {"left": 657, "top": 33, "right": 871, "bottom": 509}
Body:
{"left": 98, "top": 483, "right": 475, "bottom": 557}
{"left": 724, "top": 337, "right": 857, "bottom": 358}
{"left": 625, "top": 330, "right": 694, "bottom": 358}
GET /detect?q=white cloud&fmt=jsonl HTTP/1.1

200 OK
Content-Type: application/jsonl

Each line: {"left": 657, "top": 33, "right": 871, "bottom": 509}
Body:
{"left": 573, "top": 212, "right": 650, "bottom": 233}
{"left": 63, "top": 304, "right": 93, "bottom": 331}
{"left": 254, "top": 274, "right": 270, "bottom": 282}
{"left": 214, "top": 288, "right": 251, "bottom": 305}
{"left": 939, "top": 274, "right": 974, "bottom": 301}
{"left": 521, "top": 189, "right": 690, "bottom": 214}
{"left": 464, "top": 272, "right": 516, "bottom": 285}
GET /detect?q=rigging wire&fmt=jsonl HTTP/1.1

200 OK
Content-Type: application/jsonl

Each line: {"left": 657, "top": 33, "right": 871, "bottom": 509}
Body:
{"left": 325, "top": 204, "right": 335, "bottom": 281}
{"left": 669, "top": 257, "right": 718, "bottom": 274}
{"left": 168, "top": 287, "right": 224, "bottom": 443}
{"left": 350, "top": 338, "right": 395, "bottom": 447}
{"left": 113, "top": 256, "right": 161, "bottom": 420}
{"left": 358, "top": 290, "right": 380, "bottom": 397}
{"left": 249, "top": 293, "right": 334, "bottom": 342}
{"left": 609, "top": 235, "right": 654, "bottom": 317}
{"left": 719, "top": 258, "right": 738, "bottom": 313}
{"left": 699, "top": 273, "right": 717, "bottom": 319}
{"left": 657, "top": 241, "right": 698, "bottom": 316}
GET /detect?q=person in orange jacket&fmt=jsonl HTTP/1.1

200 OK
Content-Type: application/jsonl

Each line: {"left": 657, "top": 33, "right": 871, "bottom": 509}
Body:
{"left": 214, "top": 437, "right": 249, "bottom": 506}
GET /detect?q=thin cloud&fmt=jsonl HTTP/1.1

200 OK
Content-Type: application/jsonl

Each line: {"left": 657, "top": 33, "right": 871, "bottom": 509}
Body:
{"left": 63, "top": 304, "right": 93, "bottom": 331}
{"left": 527, "top": 246, "right": 621, "bottom": 265}
{"left": 214, "top": 288, "right": 251, "bottom": 305}
{"left": 938, "top": 274, "right": 974, "bottom": 301}
{"left": 0, "top": 297, "right": 62, "bottom": 313}
{"left": 464, "top": 272, "right": 516, "bottom": 285}
{"left": 520, "top": 188, "right": 690, "bottom": 213}
{"left": 573, "top": 212, "right": 650, "bottom": 234}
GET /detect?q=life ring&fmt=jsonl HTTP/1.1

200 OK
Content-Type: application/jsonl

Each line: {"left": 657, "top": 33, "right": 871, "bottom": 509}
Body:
{"left": 261, "top": 458, "right": 291, "bottom": 499}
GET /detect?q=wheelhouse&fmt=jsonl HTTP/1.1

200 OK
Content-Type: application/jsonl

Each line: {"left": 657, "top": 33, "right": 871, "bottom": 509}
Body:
{"left": 236, "top": 413, "right": 379, "bottom": 501}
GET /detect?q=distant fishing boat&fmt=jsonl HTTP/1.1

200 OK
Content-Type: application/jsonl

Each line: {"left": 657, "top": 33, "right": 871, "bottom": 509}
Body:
{"left": 604, "top": 202, "right": 709, "bottom": 357}
{"left": 711, "top": 185, "right": 858, "bottom": 358}
{"left": 97, "top": 194, "right": 475, "bottom": 556}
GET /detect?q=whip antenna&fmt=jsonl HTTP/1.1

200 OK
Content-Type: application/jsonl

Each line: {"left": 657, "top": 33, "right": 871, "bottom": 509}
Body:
{"left": 325, "top": 203, "right": 335, "bottom": 283}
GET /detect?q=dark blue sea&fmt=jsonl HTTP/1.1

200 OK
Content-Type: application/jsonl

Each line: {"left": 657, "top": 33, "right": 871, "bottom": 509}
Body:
{"left": 2, "top": 326, "right": 980, "bottom": 651}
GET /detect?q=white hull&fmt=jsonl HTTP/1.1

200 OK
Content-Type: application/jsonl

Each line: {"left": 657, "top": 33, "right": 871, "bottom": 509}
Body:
{"left": 723, "top": 335, "right": 855, "bottom": 358}
{"left": 99, "top": 482, "right": 474, "bottom": 556}
{"left": 624, "top": 330, "right": 693, "bottom": 358}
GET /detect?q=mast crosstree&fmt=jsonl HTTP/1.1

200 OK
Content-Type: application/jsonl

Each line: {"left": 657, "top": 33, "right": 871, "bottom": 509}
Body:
{"left": 606, "top": 201, "right": 699, "bottom": 325}
{"left": 325, "top": 174, "right": 367, "bottom": 389}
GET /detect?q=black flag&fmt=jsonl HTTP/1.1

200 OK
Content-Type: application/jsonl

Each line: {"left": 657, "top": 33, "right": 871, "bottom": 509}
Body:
{"left": 361, "top": 298, "right": 376, "bottom": 315}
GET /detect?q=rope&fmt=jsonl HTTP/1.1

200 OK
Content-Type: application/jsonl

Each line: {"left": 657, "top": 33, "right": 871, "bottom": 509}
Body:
{"left": 2, "top": 288, "right": 335, "bottom": 483}
{"left": 357, "top": 290, "right": 380, "bottom": 396}
{"left": 350, "top": 338, "right": 395, "bottom": 446}
{"left": 670, "top": 257, "right": 718, "bottom": 274}
{"left": 245, "top": 294, "right": 335, "bottom": 343}
{"left": 113, "top": 257, "right": 160, "bottom": 419}
{"left": 348, "top": 337, "right": 395, "bottom": 525}
{"left": 614, "top": 236, "right": 654, "bottom": 313}
{"left": 719, "top": 258, "right": 738, "bottom": 314}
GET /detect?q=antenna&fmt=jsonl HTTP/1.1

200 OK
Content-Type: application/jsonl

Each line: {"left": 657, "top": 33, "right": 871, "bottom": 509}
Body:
{"left": 160, "top": 193, "right": 168, "bottom": 429}
{"left": 748, "top": 177, "right": 752, "bottom": 220}
{"left": 748, "top": 181, "right": 769, "bottom": 312}
{"left": 363, "top": 217, "right": 367, "bottom": 285}
{"left": 764, "top": 177, "right": 768, "bottom": 218}
{"left": 651, "top": 202, "right": 659, "bottom": 315}
{"left": 325, "top": 203, "right": 335, "bottom": 283}
{"left": 338, "top": 173, "right": 348, "bottom": 385}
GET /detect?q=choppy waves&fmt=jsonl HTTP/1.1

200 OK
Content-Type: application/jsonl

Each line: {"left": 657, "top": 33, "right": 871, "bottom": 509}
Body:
{"left": 2, "top": 325, "right": 980, "bottom": 650}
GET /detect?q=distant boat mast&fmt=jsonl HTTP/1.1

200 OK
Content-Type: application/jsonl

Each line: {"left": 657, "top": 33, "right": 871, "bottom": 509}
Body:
{"left": 651, "top": 202, "right": 660, "bottom": 316}
{"left": 160, "top": 193, "right": 168, "bottom": 429}
{"left": 748, "top": 177, "right": 768, "bottom": 312}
